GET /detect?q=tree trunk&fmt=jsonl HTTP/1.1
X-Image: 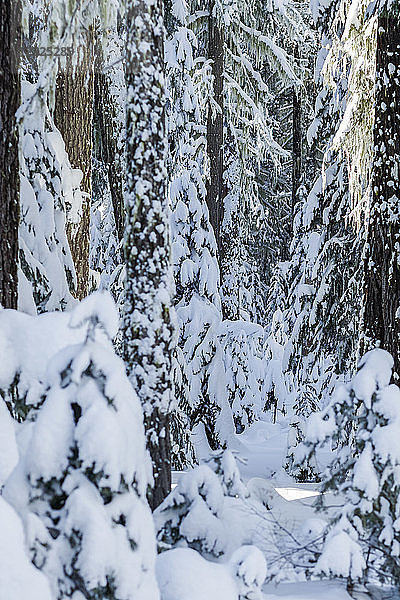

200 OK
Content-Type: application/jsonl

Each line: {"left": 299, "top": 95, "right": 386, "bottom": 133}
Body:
{"left": 93, "top": 40, "right": 125, "bottom": 241}
{"left": 364, "top": 6, "right": 400, "bottom": 375}
{"left": 206, "top": 1, "right": 225, "bottom": 257}
{"left": 53, "top": 30, "right": 95, "bottom": 300}
{"left": 123, "top": 0, "right": 174, "bottom": 510}
{"left": 292, "top": 85, "right": 302, "bottom": 225}
{"left": 0, "top": 0, "right": 21, "bottom": 309}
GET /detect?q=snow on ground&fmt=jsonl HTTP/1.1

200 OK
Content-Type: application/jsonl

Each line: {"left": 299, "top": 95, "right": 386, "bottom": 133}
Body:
{"left": 193, "top": 419, "right": 333, "bottom": 485}
{"left": 183, "top": 419, "right": 353, "bottom": 598}
{"left": 157, "top": 548, "right": 239, "bottom": 600}
{"left": 263, "top": 580, "right": 353, "bottom": 600}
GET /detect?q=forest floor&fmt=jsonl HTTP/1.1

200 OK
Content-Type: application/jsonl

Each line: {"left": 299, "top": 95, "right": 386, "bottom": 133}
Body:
{"left": 179, "top": 420, "right": 400, "bottom": 600}
{"left": 263, "top": 581, "right": 400, "bottom": 600}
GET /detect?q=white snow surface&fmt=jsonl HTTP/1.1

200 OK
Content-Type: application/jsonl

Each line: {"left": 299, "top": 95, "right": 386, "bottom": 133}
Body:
{"left": 0, "top": 307, "right": 86, "bottom": 405}
{"left": 0, "top": 400, "right": 18, "bottom": 487}
{"left": 157, "top": 546, "right": 266, "bottom": 600}
{"left": 69, "top": 290, "right": 119, "bottom": 339}
{"left": 0, "top": 497, "right": 52, "bottom": 600}
{"left": 157, "top": 548, "right": 238, "bottom": 600}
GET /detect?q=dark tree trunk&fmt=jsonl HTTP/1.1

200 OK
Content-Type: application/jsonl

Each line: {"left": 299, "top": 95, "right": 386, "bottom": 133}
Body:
{"left": 93, "top": 42, "right": 125, "bottom": 241}
{"left": 364, "top": 6, "right": 400, "bottom": 375}
{"left": 0, "top": 0, "right": 21, "bottom": 309}
{"left": 123, "top": 0, "right": 173, "bottom": 511}
{"left": 54, "top": 30, "right": 95, "bottom": 300}
{"left": 292, "top": 85, "right": 302, "bottom": 225}
{"left": 206, "top": 2, "right": 225, "bottom": 257}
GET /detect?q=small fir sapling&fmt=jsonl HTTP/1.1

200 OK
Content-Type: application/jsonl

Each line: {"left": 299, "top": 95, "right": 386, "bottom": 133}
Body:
{"left": 154, "top": 450, "right": 248, "bottom": 558}
{"left": 229, "top": 545, "right": 267, "bottom": 600}
{"left": 154, "top": 463, "right": 228, "bottom": 558}
{"left": 204, "top": 449, "right": 249, "bottom": 500}
{"left": 301, "top": 349, "right": 400, "bottom": 586}
{"left": 219, "top": 321, "right": 266, "bottom": 434}
{"left": 11, "top": 292, "right": 159, "bottom": 600}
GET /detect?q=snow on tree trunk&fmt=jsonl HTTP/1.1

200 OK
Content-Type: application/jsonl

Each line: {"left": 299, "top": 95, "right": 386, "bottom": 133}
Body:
{"left": 0, "top": 0, "right": 21, "bottom": 309}
{"left": 123, "top": 0, "right": 175, "bottom": 510}
{"left": 54, "top": 28, "right": 95, "bottom": 300}
{"left": 364, "top": 4, "right": 400, "bottom": 376}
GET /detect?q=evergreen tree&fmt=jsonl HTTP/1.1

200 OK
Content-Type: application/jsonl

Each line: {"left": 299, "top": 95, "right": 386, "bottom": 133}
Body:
{"left": 301, "top": 349, "right": 400, "bottom": 586}
{"left": 191, "top": 0, "right": 307, "bottom": 322}
{"left": 270, "top": 0, "right": 376, "bottom": 465}
{"left": 9, "top": 293, "right": 159, "bottom": 599}
{"left": 123, "top": 0, "right": 175, "bottom": 509}
{"left": 20, "top": 81, "right": 80, "bottom": 313}
{"left": 165, "top": 0, "right": 227, "bottom": 455}
{"left": 155, "top": 450, "right": 248, "bottom": 558}
{"left": 219, "top": 320, "right": 266, "bottom": 434}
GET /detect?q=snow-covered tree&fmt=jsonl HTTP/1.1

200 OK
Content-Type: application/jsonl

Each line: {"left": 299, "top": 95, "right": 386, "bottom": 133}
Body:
{"left": 266, "top": 0, "right": 377, "bottom": 470}
{"left": 189, "top": 0, "right": 309, "bottom": 322}
{"left": 6, "top": 293, "right": 159, "bottom": 599}
{"left": 301, "top": 349, "right": 400, "bottom": 586}
{"left": 177, "top": 298, "right": 234, "bottom": 449}
{"left": 165, "top": 0, "right": 226, "bottom": 458}
{"left": 155, "top": 463, "right": 229, "bottom": 557}
{"left": 219, "top": 320, "right": 266, "bottom": 434}
{"left": 155, "top": 450, "right": 248, "bottom": 558}
{"left": 277, "top": 0, "right": 353, "bottom": 428}
{"left": 19, "top": 81, "right": 81, "bottom": 313}
{"left": 123, "top": 0, "right": 175, "bottom": 509}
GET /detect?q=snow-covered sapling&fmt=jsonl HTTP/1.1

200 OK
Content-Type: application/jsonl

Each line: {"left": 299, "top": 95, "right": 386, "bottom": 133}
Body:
{"left": 155, "top": 450, "right": 249, "bottom": 559}
{"left": 302, "top": 349, "right": 400, "bottom": 586}
{"left": 19, "top": 292, "right": 159, "bottom": 599}
{"left": 155, "top": 463, "right": 228, "bottom": 558}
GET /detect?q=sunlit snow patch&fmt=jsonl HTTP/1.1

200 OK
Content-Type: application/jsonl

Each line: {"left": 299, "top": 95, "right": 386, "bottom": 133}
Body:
{"left": 274, "top": 487, "right": 321, "bottom": 501}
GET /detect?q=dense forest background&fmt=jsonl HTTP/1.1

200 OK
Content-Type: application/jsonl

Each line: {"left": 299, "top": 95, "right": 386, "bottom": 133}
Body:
{"left": 1, "top": 0, "right": 400, "bottom": 597}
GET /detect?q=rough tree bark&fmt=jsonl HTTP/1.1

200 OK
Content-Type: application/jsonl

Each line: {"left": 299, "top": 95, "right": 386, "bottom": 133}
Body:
{"left": 123, "top": 0, "right": 174, "bottom": 510}
{"left": 364, "top": 4, "right": 400, "bottom": 375}
{"left": 54, "top": 31, "right": 95, "bottom": 300}
{"left": 292, "top": 85, "right": 302, "bottom": 223}
{"left": 0, "top": 0, "right": 21, "bottom": 309}
{"left": 206, "top": 1, "right": 225, "bottom": 257}
{"left": 93, "top": 40, "right": 125, "bottom": 241}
